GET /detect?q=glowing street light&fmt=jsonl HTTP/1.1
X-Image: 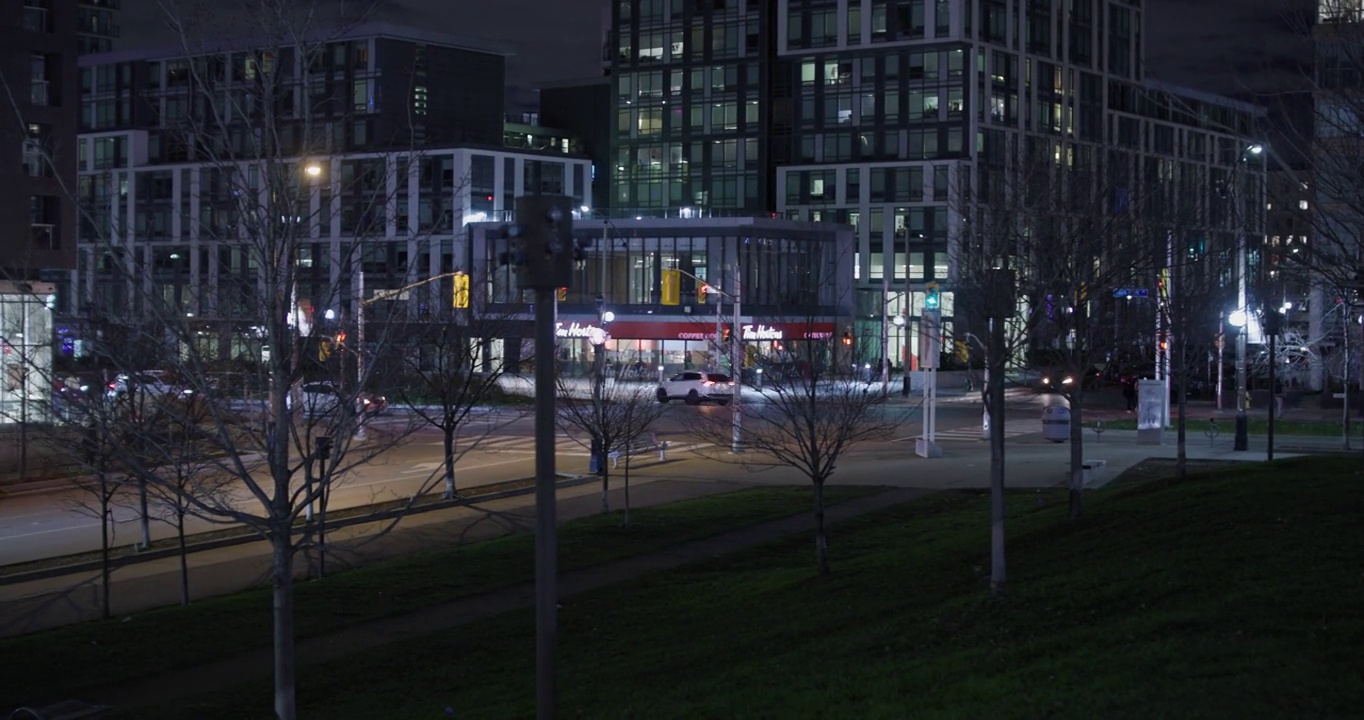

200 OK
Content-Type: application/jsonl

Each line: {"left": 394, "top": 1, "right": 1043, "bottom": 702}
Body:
{"left": 304, "top": 163, "right": 323, "bottom": 177}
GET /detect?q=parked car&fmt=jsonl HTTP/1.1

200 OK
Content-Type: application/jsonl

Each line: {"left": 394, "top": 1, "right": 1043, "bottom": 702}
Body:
{"left": 288, "top": 382, "right": 387, "bottom": 418}
{"left": 656, "top": 371, "right": 734, "bottom": 405}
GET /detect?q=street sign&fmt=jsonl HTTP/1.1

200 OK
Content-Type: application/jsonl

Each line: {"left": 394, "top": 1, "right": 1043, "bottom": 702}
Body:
{"left": 1113, "top": 288, "right": 1149, "bottom": 299}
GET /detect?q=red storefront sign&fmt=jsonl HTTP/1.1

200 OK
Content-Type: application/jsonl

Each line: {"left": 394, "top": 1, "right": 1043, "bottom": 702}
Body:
{"left": 557, "top": 319, "right": 835, "bottom": 341}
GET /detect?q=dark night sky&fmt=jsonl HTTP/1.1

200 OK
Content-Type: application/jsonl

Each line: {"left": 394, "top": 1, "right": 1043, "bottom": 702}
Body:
{"left": 120, "top": 0, "right": 1313, "bottom": 108}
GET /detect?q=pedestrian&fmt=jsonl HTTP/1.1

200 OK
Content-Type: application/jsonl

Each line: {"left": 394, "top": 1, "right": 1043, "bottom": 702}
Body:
{"left": 1122, "top": 379, "right": 1137, "bottom": 412}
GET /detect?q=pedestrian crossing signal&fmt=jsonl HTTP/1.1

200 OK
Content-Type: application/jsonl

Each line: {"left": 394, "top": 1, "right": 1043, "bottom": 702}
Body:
{"left": 925, "top": 283, "right": 941, "bottom": 310}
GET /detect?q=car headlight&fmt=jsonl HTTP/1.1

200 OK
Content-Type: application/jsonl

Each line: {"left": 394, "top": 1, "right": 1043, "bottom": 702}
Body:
{"left": 1042, "top": 377, "right": 1051, "bottom": 385}
{"left": 1061, "top": 377, "right": 1074, "bottom": 385}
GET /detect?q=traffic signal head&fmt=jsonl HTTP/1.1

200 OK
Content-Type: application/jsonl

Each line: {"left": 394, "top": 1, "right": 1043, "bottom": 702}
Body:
{"left": 661, "top": 269, "right": 681, "bottom": 305}
{"left": 452, "top": 272, "right": 470, "bottom": 309}
{"left": 498, "top": 196, "right": 577, "bottom": 290}
{"left": 924, "top": 283, "right": 941, "bottom": 310}
{"left": 841, "top": 331, "right": 853, "bottom": 346}
{"left": 698, "top": 283, "right": 709, "bottom": 304}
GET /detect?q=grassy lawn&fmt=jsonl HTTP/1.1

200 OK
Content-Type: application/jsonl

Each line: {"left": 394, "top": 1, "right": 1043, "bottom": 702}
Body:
{"left": 1094, "top": 416, "right": 1348, "bottom": 436}
{"left": 142, "top": 456, "right": 1363, "bottom": 719}
{"left": 1, "top": 485, "right": 878, "bottom": 705}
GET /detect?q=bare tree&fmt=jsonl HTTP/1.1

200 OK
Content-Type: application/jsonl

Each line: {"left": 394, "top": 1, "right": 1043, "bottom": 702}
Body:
{"left": 399, "top": 282, "right": 527, "bottom": 499}
{"left": 968, "top": 137, "right": 1171, "bottom": 519}
{"left": 695, "top": 306, "right": 903, "bottom": 575}
{"left": 141, "top": 394, "right": 236, "bottom": 605}
{"left": 556, "top": 362, "right": 667, "bottom": 526}
{"left": 62, "top": 419, "right": 120, "bottom": 621}
{"left": 45, "top": 3, "right": 450, "bottom": 716}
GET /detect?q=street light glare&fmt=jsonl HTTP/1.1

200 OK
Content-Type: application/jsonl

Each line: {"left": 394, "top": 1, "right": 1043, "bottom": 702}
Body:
{"left": 1228, "top": 309, "right": 1248, "bottom": 327}
{"left": 1247, "top": 144, "right": 1264, "bottom": 155}
{"left": 601, "top": 310, "right": 616, "bottom": 324}
{"left": 305, "top": 164, "right": 322, "bottom": 177}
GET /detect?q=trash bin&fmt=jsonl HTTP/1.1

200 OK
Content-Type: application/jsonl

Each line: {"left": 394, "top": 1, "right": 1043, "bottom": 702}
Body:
{"left": 1042, "top": 405, "right": 1071, "bottom": 443}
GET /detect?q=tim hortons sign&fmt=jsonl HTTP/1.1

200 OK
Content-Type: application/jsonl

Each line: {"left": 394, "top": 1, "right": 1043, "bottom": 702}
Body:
{"left": 555, "top": 322, "right": 599, "bottom": 338}
{"left": 741, "top": 324, "right": 783, "bottom": 341}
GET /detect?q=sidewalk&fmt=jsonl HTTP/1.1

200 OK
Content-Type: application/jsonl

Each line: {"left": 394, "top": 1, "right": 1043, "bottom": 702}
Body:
{"left": 91, "top": 486, "right": 933, "bottom": 712}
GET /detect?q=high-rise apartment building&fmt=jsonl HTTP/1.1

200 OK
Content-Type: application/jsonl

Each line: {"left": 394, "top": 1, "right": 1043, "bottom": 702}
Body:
{"left": 78, "top": 0, "right": 120, "bottom": 55}
{"left": 608, "top": 0, "right": 773, "bottom": 214}
{"left": 609, "top": 0, "right": 1266, "bottom": 365}
{"left": 1, "top": 1, "right": 86, "bottom": 277}
{"left": 67, "top": 24, "right": 592, "bottom": 363}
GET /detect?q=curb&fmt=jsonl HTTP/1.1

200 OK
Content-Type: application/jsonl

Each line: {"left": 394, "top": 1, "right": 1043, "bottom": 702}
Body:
{"left": 0, "top": 474, "right": 596, "bottom": 587}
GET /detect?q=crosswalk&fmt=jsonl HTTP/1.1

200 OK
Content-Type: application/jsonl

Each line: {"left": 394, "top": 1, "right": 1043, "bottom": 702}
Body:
{"left": 427, "top": 434, "right": 712, "bottom": 457}
{"left": 895, "top": 422, "right": 1040, "bottom": 443}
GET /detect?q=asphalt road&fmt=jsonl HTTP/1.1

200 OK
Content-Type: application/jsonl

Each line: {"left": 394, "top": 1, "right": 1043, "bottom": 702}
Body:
{"left": 0, "top": 390, "right": 1063, "bottom": 567}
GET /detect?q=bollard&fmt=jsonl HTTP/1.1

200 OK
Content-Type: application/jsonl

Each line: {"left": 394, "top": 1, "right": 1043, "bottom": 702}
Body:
{"left": 659, "top": 441, "right": 669, "bottom": 461}
{"left": 1091, "top": 419, "right": 1105, "bottom": 443}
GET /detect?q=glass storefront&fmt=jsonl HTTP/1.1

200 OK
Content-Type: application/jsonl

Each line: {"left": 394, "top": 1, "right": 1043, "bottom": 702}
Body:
{"left": 551, "top": 317, "right": 838, "bottom": 379}
{"left": 0, "top": 286, "right": 55, "bottom": 425}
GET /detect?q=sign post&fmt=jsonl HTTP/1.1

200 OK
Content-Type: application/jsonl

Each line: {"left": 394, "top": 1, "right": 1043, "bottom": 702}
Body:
{"left": 916, "top": 309, "right": 943, "bottom": 458}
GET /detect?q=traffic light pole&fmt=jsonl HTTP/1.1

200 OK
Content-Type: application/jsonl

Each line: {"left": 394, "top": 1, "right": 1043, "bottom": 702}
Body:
{"left": 732, "top": 266, "right": 742, "bottom": 453}
{"left": 494, "top": 195, "right": 585, "bottom": 720}
{"left": 668, "top": 266, "right": 743, "bottom": 451}
{"left": 532, "top": 286, "right": 558, "bottom": 719}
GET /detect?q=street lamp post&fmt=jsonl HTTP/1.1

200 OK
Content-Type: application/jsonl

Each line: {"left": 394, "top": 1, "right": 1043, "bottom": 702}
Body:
{"left": 892, "top": 314, "right": 906, "bottom": 395}
{"left": 1228, "top": 308, "right": 1249, "bottom": 451}
{"left": 588, "top": 325, "right": 607, "bottom": 478}
{"left": 880, "top": 279, "right": 890, "bottom": 396}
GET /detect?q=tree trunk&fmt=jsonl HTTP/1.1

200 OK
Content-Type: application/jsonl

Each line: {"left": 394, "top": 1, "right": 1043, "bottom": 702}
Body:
{"left": 271, "top": 533, "right": 298, "bottom": 720}
{"left": 138, "top": 477, "right": 151, "bottom": 550}
{"left": 622, "top": 454, "right": 632, "bottom": 529}
{"left": 177, "top": 509, "right": 190, "bottom": 606}
{"left": 99, "top": 477, "right": 112, "bottom": 621}
{"left": 1175, "top": 337, "right": 1188, "bottom": 480}
{"left": 600, "top": 463, "right": 610, "bottom": 514}
{"left": 813, "top": 479, "right": 829, "bottom": 575}
{"left": 1067, "top": 390, "right": 1085, "bottom": 520}
{"left": 442, "top": 428, "right": 457, "bottom": 499}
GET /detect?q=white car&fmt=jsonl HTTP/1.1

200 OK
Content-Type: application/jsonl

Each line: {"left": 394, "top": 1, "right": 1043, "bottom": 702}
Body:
{"left": 656, "top": 371, "right": 734, "bottom": 406}
{"left": 105, "top": 371, "right": 192, "bottom": 400}
{"left": 288, "top": 382, "right": 387, "bottom": 419}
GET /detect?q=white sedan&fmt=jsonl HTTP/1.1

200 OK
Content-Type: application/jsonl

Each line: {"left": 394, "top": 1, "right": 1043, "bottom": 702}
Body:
{"left": 656, "top": 371, "right": 734, "bottom": 406}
